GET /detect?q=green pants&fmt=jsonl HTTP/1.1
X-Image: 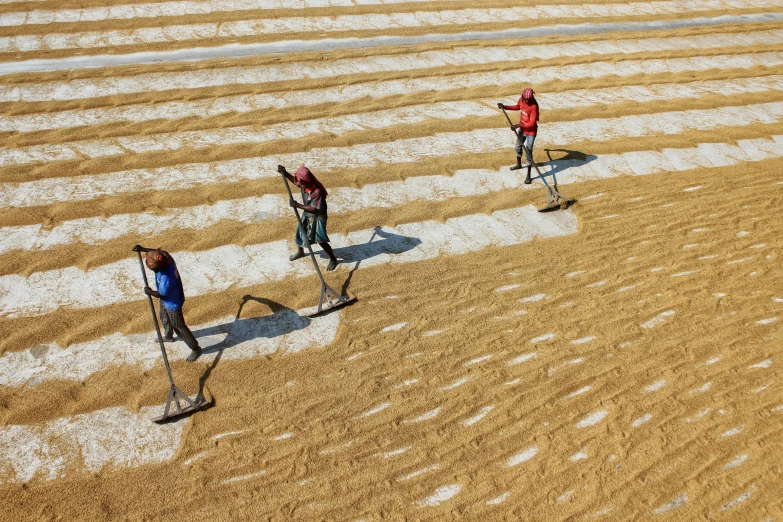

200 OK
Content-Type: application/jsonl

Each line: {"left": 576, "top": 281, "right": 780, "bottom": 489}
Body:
{"left": 295, "top": 214, "right": 330, "bottom": 247}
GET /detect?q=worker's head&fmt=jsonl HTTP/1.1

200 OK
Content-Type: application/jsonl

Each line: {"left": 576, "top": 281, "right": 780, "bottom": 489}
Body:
{"left": 522, "top": 87, "right": 535, "bottom": 102}
{"left": 295, "top": 165, "right": 316, "bottom": 189}
{"left": 145, "top": 249, "right": 170, "bottom": 272}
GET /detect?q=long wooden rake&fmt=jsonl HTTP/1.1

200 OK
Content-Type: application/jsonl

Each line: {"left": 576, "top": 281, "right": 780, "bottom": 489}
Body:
{"left": 280, "top": 172, "right": 357, "bottom": 318}
{"left": 134, "top": 250, "right": 210, "bottom": 424}
{"left": 500, "top": 107, "right": 573, "bottom": 212}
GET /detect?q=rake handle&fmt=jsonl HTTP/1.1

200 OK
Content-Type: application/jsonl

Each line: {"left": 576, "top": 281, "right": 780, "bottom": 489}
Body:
{"left": 498, "top": 111, "right": 572, "bottom": 205}
{"left": 501, "top": 106, "right": 535, "bottom": 163}
{"left": 279, "top": 170, "right": 328, "bottom": 286}
{"left": 500, "top": 106, "right": 516, "bottom": 130}
{"left": 501, "top": 106, "right": 557, "bottom": 191}
{"left": 134, "top": 249, "right": 177, "bottom": 388}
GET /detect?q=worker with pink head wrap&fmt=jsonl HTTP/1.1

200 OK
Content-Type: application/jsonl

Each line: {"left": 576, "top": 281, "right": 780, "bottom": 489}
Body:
{"left": 278, "top": 164, "right": 339, "bottom": 271}
{"left": 498, "top": 87, "right": 539, "bottom": 184}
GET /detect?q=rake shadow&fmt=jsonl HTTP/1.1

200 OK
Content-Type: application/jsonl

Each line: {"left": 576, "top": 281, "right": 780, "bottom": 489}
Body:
{"left": 194, "top": 296, "right": 308, "bottom": 403}
{"left": 312, "top": 226, "right": 423, "bottom": 264}
{"left": 534, "top": 148, "right": 597, "bottom": 185}
{"left": 328, "top": 226, "right": 422, "bottom": 295}
{"left": 193, "top": 296, "right": 310, "bottom": 354}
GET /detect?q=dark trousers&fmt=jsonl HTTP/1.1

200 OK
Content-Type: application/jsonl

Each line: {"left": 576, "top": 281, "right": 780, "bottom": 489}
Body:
{"left": 159, "top": 306, "right": 200, "bottom": 351}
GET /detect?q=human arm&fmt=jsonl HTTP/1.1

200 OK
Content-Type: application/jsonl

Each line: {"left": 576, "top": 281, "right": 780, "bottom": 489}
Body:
{"left": 134, "top": 245, "right": 163, "bottom": 296}
{"left": 145, "top": 269, "right": 170, "bottom": 300}
{"left": 498, "top": 97, "right": 522, "bottom": 111}
{"left": 144, "top": 287, "right": 162, "bottom": 298}
{"left": 277, "top": 165, "right": 297, "bottom": 184}
{"left": 289, "top": 187, "right": 323, "bottom": 214}
{"left": 289, "top": 200, "right": 318, "bottom": 213}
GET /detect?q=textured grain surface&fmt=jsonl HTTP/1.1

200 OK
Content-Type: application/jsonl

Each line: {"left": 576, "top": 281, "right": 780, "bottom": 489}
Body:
{"left": 0, "top": 1, "right": 782, "bottom": 520}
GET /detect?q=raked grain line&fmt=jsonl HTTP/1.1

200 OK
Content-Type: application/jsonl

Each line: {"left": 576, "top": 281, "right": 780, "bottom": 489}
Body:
{"left": 0, "top": 307, "right": 340, "bottom": 387}
{"left": 5, "top": 75, "right": 783, "bottom": 168}
{"left": 0, "top": 169, "right": 531, "bottom": 253}
{"left": 0, "top": 405, "right": 184, "bottom": 484}
{"left": 0, "top": 0, "right": 476, "bottom": 25}
{"left": 4, "top": 101, "right": 783, "bottom": 209}
{"left": 2, "top": 0, "right": 780, "bottom": 52}
{"left": 3, "top": 136, "right": 782, "bottom": 255}
{"left": 1, "top": 0, "right": 778, "bottom": 28}
{"left": 8, "top": 14, "right": 783, "bottom": 75}
{"left": 1, "top": 5, "right": 779, "bottom": 515}
{"left": 0, "top": 329, "right": 742, "bottom": 488}
{"left": 4, "top": 52, "right": 783, "bottom": 133}
{"left": 0, "top": 206, "right": 579, "bottom": 319}
{"left": 3, "top": 29, "right": 783, "bottom": 102}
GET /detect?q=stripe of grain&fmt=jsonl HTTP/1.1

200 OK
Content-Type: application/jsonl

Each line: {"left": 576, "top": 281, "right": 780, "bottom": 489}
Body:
{"left": 4, "top": 101, "right": 783, "bottom": 209}
{"left": 4, "top": 132, "right": 780, "bottom": 254}
{"left": 6, "top": 14, "right": 783, "bottom": 75}
{"left": 0, "top": 205, "right": 579, "bottom": 319}
{"left": 5, "top": 52, "right": 783, "bottom": 133}
{"left": 0, "top": 306, "right": 340, "bottom": 387}
{"left": 8, "top": 74, "right": 783, "bottom": 167}
{"left": 0, "top": 406, "right": 184, "bottom": 484}
{"left": 3, "top": 29, "right": 783, "bottom": 102}
{"left": 3, "top": 1, "right": 781, "bottom": 51}
{"left": 0, "top": 0, "right": 474, "bottom": 26}
{"left": 2, "top": 0, "right": 778, "bottom": 28}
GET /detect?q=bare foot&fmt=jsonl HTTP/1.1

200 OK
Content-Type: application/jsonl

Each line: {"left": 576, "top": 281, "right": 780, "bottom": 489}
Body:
{"left": 186, "top": 349, "right": 201, "bottom": 362}
{"left": 510, "top": 165, "right": 522, "bottom": 171}
{"left": 326, "top": 259, "right": 338, "bottom": 271}
{"left": 289, "top": 251, "right": 306, "bottom": 261}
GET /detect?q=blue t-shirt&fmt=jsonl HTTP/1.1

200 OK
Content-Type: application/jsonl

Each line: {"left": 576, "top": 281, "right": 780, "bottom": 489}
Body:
{"left": 155, "top": 259, "right": 185, "bottom": 311}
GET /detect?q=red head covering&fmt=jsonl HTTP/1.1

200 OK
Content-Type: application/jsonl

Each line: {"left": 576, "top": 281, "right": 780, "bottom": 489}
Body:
{"left": 145, "top": 249, "right": 170, "bottom": 271}
{"left": 521, "top": 88, "right": 539, "bottom": 121}
{"left": 294, "top": 165, "right": 328, "bottom": 196}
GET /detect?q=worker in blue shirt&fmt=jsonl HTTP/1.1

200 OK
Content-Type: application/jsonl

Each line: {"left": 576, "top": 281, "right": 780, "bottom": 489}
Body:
{"left": 133, "top": 246, "right": 201, "bottom": 362}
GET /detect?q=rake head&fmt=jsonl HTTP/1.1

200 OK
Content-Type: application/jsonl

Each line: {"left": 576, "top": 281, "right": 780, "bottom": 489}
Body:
{"left": 152, "top": 387, "right": 212, "bottom": 424}
{"left": 306, "top": 296, "right": 358, "bottom": 318}
{"left": 538, "top": 199, "right": 573, "bottom": 213}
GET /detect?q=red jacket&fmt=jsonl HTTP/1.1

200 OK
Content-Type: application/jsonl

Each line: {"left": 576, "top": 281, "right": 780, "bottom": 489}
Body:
{"left": 504, "top": 98, "right": 539, "bottom": 136}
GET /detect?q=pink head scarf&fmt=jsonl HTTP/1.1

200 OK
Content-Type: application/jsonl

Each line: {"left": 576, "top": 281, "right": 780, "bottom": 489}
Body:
{"left": 294, "top": 165, "right": 328, "bottom": 196}
{"left": 521, "top": 87, "right": 539, "bottom": 120}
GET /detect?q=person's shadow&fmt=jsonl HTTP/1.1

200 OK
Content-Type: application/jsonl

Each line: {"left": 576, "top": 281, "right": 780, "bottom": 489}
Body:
{"left": 331, "top": 227, "right": 421, "bottom": 264}
{"left": 193, "top": 296, "right": 310, "bottom": 354}
{"left": 194, "top": 296, "right": 309, "bottom": 403}
{"left": 535, "top": 148, "right": 597, "bottom": 185}
{"left": 339, "top": 225, "right": 380, "bottom": 295}
{"left": 193, "top": 226, "right": 421, "bottom": 400}
{"left": 307, "top": 226, "right": 421, "bottom": 294}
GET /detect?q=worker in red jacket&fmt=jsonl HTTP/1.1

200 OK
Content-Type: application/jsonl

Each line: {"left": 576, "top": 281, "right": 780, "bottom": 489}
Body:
{"left": 498, "top": 87, "right": 539, "bottom": 184}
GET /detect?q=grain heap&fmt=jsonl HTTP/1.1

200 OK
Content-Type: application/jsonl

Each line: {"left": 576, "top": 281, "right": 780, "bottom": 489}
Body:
{"left": 0, "top": 0, "right": 782, "bottom": 519}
